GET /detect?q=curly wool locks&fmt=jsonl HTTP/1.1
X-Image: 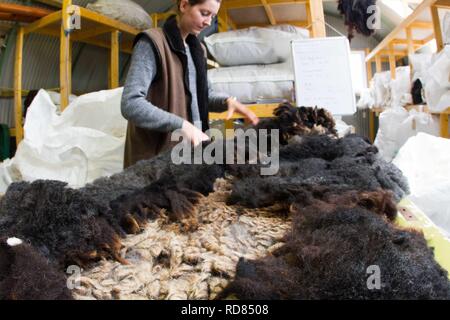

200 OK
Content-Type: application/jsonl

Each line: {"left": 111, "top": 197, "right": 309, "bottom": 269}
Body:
{"left": 219, "top": 204, "right": 450, "bottom": 300}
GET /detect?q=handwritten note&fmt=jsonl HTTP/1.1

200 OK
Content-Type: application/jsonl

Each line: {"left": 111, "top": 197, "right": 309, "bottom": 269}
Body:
{"left": 292, "top": 37, "right": 356, "bottom": 115}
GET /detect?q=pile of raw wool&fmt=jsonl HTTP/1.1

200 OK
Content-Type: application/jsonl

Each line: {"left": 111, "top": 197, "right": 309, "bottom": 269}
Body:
{"left": 1, "top": 103, "right": 449, "bottom": 300}
{"left": 72, "top": 179, "right": 291, "bottom": 300}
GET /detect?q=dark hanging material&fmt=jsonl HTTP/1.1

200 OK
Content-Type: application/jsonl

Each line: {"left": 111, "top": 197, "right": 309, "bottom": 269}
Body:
{"left": 337, "top": 0, "right": 378, "bottom": 41}
{"left": 411, "top": 78, "right": 425, "bottom": 105}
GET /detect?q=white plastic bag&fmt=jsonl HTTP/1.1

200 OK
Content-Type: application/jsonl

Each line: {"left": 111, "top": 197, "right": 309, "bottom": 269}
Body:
{"left": 375, "top": 108, "right": 440, "bottom": 162}
{"left": 0, "top": 88, "right": 127, "bottom": 193}
{"left": 46, "top": 90, "right": 78, "bottom": 109}
{"left": 204, "top": 27, "right": 308, "bottom": 66}
{"left": 393, "top": 133, "right": 450, "bottom": 236}
{"left": 409, "top": 52, "right": 434, "bottom": 83}
{"left": 334, "top": 117, "right": 354, "bottom": 138}
{"left": 86, "top": 0, "right": 152, "bottom": 30}
{"left": 371, "top": 71, "right": 391, "bottom": 108}
{"left": 424, "top": 46, "right": 450, "bottom": 112}
{"left": 356, "top": 88, "right": 375, "bottom": 110}
{"left": 390, "top": 66, "right": 412, "bottom": 108}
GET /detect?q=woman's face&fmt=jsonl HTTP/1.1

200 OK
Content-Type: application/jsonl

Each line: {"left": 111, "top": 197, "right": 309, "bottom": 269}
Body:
{"left": 179, "top": 0, "right": 221, "bottom": 36}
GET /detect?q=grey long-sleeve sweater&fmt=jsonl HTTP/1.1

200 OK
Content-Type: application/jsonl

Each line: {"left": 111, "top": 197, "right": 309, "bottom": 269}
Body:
{"left": 121, "top": 37, "right": 228, "bottom": 132}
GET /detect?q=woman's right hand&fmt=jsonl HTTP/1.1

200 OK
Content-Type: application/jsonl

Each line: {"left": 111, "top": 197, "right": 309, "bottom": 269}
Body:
{"left": 181, "top": 120, "right": 210, "bottom": 147}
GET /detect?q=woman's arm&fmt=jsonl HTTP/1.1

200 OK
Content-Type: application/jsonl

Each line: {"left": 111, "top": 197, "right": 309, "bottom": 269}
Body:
{"left": 121, "top": 37, "right": 184, "bottom": 132}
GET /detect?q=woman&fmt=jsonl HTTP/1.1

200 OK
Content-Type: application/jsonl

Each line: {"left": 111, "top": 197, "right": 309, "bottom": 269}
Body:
{"left": 121, "top": 0, "right": 259, "bottom": 168}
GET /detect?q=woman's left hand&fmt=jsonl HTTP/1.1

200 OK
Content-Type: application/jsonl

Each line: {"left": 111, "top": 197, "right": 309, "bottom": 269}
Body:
{"left": 225, "top": 97, "right": 260, "bottom": 126}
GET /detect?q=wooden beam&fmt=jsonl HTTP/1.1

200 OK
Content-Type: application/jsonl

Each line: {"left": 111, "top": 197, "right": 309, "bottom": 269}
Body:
{"left": 406, "top": 27, "right": 415, "bottom": 56}
{"left": 14, "top": 27, "right": 24, "bottom": 145}
{"left": 33, "top": 0, "right": 62, "bottom": 9}
{"left": 309, "top": 0, "right": 326, "bottom": 37}
{"left": 60, "top": 0, "right": 71, "bottom": 110}
{"left": 0, "top": 13, "right": 37, "bottom": 23}
{"left": 379, "top": 49, "right": 408, "bottom": 56}
{"left": 391, "top": 38, "right": 425, "bottom": 45}
{"left": 409, "top": 21, "right": 433, "bottom": 29}
{"left": 375, "top": 54, "right": 382, "bottom": 73}
{"left": 0, "top": 88, "right": 29, "bottom": 98}
{"left": 440, "top": 112, "right": 449, "bottom": 138}
{"left": 261, "top": 0, "right": 276, "bottom": 25}
{"left": 151, "top": 13, "right": 158, "bottom": 28}
{"left": 109, "top": 30, "right": 119, "bottom": 89}
{"left": 218, "top": 7, "right": 229, "bottom": 32}
{"left": 380, "top": 57, "right": 403, "bottom": 62}
{"left": 305, "top": 1, "right": 312, "bottom": 36}
{"left": 365, "top": 48, "right": 373, "bottom": 83}
{"left": 389, "top": 43, "right": 396, "bottom": 79}
{"left": 435, "top": 0, "right": 450, "bottom": 8}
{"left": 430, "top": 5, "right": 444, "bottom": 51}
{"left": 366, "top": 0, "right": 438, "bottom": 62}
{"left": 71, "top": 25, "right": 113, "bottom": 41}
{"left": 23, "top": 11, "right": 61, "bottom": 34}
{"left": 406, "top": 27, "right": 414, "bottom": 81}
{"left": 0, "top": 3, "right": 54, "bottom": 18}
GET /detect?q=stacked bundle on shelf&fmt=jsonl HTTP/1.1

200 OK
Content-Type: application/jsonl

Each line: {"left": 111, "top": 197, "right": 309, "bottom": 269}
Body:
{"left": 358, "top": 47, "right": 449, "bottom": 161}
{"left": 205, "top": 25, "right": 309, "bottom": 103}
{"left": 358, "top": 46, "right": 450, "bottom": 113}
{"left": 86, "top": 0, "right": 152, "bottom": 31}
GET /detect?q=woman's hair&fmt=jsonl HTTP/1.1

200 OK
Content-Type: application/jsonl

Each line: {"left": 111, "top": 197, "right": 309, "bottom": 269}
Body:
{"left": 176, "top": 0, "right": 221, "bottom": 12}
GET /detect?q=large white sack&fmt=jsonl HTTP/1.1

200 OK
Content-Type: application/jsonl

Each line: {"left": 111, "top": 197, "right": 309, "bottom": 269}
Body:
{"left": 393, "top": 133, "right": 450, "bottom": 237}
{"left": 371, "top": 71, "right": 391, "bottom": 108}
{"left": 86, "top": 0, "right": 152, "bottom": 30}
{"left": 409, "top": 52, "right": 435, "bottom": 83}
{"left": 0, "top": 88, "right": 127, "bottom": 193}
{"left": 374, "top": 108, "right": 440, "bottom": 162}
{"left": 0, "top": 159, "right": 20, "bottom": 194}
{"left": 357, "top": 88, "right": 375, "bottom": 109}
{"left": 204, "top": 27, "right": 308, "bottom": 66}
{"left": 390, "top": 66, "right": 412, "bottom": 108}
{"left": 208, "top": 62, "right": 294, "bottom": 103}
{"left": 334, "top": 117, "right": 354, "bottom": 138}
{"left": 424, "top": 45, "right": 450, "bottom": 112}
